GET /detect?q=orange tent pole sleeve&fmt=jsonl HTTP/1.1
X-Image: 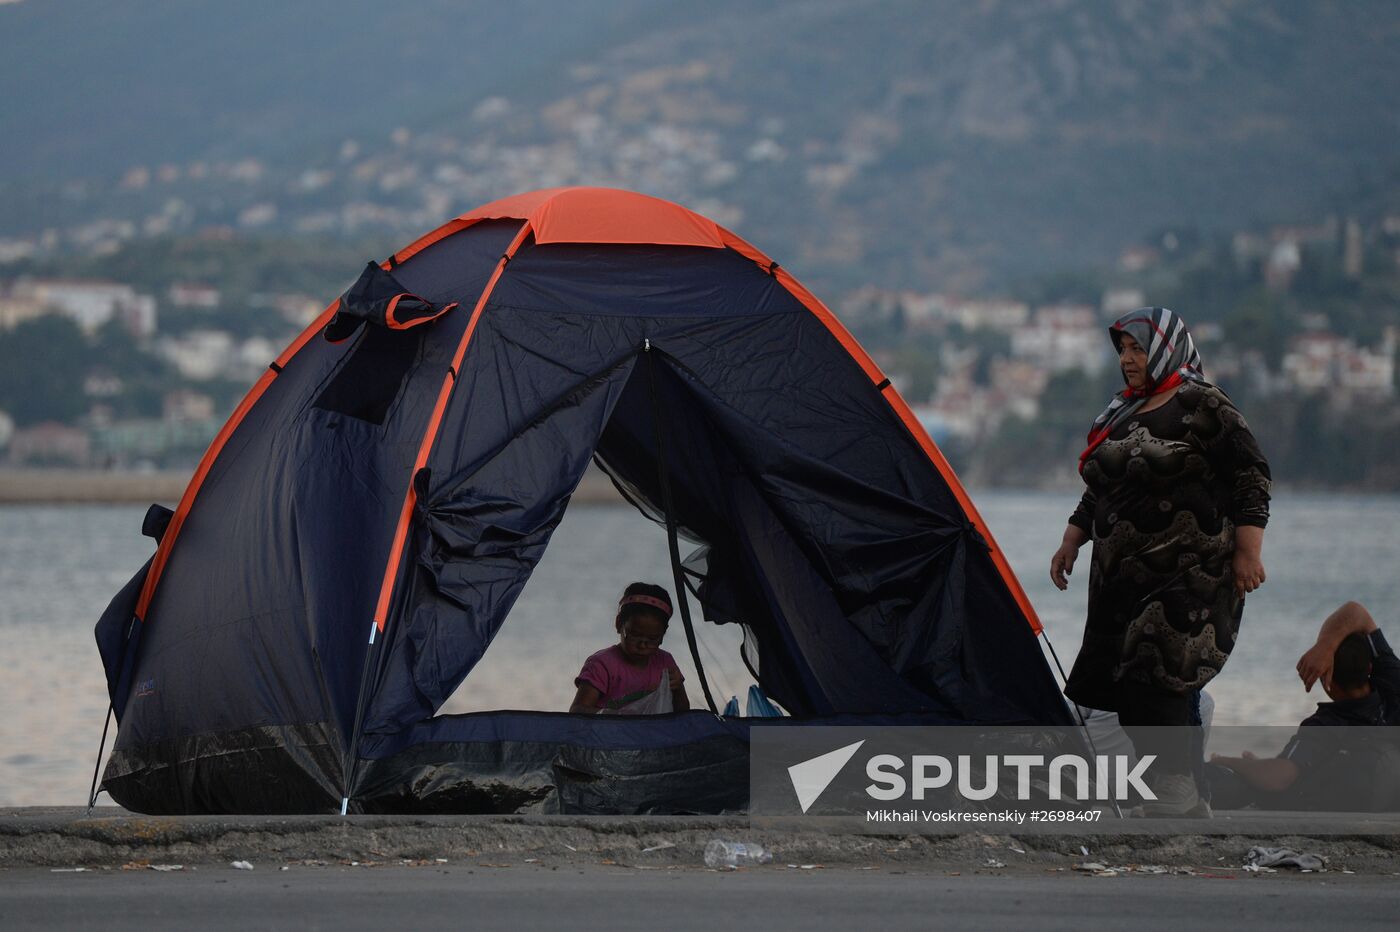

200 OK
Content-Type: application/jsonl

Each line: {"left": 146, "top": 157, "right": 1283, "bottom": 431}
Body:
{"left": 134, "top": 300, "right": 343, "bottom": 621}
{"left": 371, "top": 223, "right": 534, "bottom": 629}
{"left": 717, "top": 229, "right": 1044, "bottom": 635}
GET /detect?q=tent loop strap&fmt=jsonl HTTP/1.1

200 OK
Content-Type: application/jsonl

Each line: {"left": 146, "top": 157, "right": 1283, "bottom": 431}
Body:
{"left": 643, "top": 343, "right": 718, "bottom": 714}
{"left": 86, "top": 702, "right": 115, "bottom": 814}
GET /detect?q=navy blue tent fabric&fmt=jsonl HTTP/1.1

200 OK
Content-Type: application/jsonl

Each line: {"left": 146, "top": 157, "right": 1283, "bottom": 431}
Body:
{"left": 95, "top": 194, "right": 1070, "bottom": 815}
{"left": 353, "top": 710, "right": 978, "bottom": 816}
{"left": 93, "top": 556, "right": 149, "bottom": 721}
{"left": 98, "top": 221, "right": 524, "bottom": 807}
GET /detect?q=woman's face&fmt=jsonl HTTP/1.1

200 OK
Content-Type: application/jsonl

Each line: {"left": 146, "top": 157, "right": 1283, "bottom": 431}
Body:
{"left": 1117, "top": 332, "right": 1149, "bottom": 391}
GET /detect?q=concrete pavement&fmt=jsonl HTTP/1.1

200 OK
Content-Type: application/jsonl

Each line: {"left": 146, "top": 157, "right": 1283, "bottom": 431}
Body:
{"left": 5, "top": 861, "right": 1400, "bottom": 932}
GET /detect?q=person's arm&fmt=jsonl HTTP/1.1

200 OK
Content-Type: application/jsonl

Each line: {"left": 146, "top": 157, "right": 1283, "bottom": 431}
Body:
{"left": 664, "top": 659, "right": 690, "bottom": 712}
{"left": 1233, "top": 524, "right": 1266, "bottom": 599}
{"left": 1297, "top": 602, "right": 1378, "bottom": 691}
{"left": 570, "top": 682, "right": 603, "bottom": 714}
{"left": 1209, "top": 751, "right": 1301, "bottom": 793}
{"left": 1365, "top": 628, "right": 1400, "bottom": 708}
{"left": 1051, "top": 490, "right": 1094, "bottom": 591}
{"left": 1050, "top": 523, "right": 1089, "bottom": 591}
{"left": 1204, "top": 392, "right": 1271, "bottom": 598}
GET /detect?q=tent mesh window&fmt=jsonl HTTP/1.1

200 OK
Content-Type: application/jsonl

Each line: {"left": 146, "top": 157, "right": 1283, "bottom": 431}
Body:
{"left": 314, "top": 325, "right": 424, "bottom": 425}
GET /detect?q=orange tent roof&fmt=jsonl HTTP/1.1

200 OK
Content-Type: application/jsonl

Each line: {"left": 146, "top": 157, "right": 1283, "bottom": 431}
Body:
{"left": 459, "top": 187, "right": 725, "bottom": 248}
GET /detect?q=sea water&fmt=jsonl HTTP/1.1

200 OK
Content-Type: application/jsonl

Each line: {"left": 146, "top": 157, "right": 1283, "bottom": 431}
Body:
{"left": 1, "top": 491, "right": 1397, "bottom": 807}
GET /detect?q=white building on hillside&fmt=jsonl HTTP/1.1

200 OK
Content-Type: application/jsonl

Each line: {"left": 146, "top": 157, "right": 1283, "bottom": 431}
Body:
{"left": 1282, "top": 329, "right": 1395, "bottom": 397}
{"left": 158, "top": 330, "right": 235, "bottom": 380}
{"left": 10, "top": 279, "right": 157, "bottom": 337}
{"left": 1010, "top": 304, "right": 1107, "bottom": 373}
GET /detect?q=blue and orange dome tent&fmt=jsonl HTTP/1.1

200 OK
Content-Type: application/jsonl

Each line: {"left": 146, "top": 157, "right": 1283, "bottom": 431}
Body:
{"left": 94, "top": 187, "right": 1070, "bottom": 814}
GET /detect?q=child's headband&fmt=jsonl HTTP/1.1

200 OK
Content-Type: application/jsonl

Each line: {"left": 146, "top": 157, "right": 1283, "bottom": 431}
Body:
{"left": 619, "top": 594, "right": 672, "bottom": 617}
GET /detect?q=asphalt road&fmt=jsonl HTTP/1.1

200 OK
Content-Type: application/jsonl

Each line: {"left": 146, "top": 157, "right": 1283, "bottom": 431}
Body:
{"left": 4, "top": 863, "right": 1400, "bottom": 932}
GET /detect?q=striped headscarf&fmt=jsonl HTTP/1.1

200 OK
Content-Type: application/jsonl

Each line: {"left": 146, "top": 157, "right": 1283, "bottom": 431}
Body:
{"left": 1079, "top": 307, "right": 1205, "bottom": 472}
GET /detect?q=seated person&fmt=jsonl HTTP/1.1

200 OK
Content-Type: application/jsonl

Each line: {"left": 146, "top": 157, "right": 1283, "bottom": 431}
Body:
{"left": 1206, "top": 601, "right": 1400, "bottom": 810}
{"left": 569, "top": 582, "right": 691, "bottom": 715}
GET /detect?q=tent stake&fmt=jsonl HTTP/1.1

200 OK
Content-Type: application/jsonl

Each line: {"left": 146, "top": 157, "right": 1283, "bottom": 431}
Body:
{"left": 644, "top": 344, "right": 718, "bottom": 713}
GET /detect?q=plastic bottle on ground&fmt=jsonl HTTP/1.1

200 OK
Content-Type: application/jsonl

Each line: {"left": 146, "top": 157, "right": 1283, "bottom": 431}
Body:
{"left": 704, "top": 839, "right": 773, "bottom": 869}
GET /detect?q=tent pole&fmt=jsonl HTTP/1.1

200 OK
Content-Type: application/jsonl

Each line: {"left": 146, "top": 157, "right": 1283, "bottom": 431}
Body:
{"left": 644, "top": 342, "right": 718, "bottom": 714}
{"left": 85, "top": 703, "right": 114, "bottom": 814}
{"left": 339, "top": 620, "right": 382, "bottom": 815}
{"left": 345, "top": 231, "right": 528, "bottom": 813}
{"left": 1041, "top": 628, "right": 1125, "bottom": 819}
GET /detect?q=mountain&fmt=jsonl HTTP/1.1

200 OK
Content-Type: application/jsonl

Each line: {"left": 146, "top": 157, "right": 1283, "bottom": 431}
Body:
{"left": 3, "top": 0, "right": 1398, "bottom": 291}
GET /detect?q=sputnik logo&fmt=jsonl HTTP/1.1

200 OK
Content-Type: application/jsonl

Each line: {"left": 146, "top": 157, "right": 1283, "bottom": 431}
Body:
{"left": 787, "top": 740, "right": 865, "bottom": 813}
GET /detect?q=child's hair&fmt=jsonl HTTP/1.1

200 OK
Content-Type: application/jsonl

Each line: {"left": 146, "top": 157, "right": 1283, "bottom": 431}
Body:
{"left": 615, "top": 581, "right": 673, "bottom": 630}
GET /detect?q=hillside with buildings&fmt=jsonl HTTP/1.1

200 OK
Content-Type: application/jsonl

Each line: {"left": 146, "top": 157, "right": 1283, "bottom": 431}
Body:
{"left": 2, "top": 206, "right": 1398, "bottom": 488}
{"left": 2, "top": 1, "right": 1397, "bottom": 486}
{"left": 2, "top": 1, "right": 1398, "bottom": 293}
{"left": 846, "top": 209, "right": 1400, "bottom": 488}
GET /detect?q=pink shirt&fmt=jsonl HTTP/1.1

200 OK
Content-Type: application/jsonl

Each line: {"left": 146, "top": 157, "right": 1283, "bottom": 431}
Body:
{"left": 576, "top": 645, "right": 685, "bottom": 711}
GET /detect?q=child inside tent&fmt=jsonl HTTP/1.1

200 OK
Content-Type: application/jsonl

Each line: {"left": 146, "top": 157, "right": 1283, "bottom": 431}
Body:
{"left": 570, "top": 582, "right": 691, "bottom": 715}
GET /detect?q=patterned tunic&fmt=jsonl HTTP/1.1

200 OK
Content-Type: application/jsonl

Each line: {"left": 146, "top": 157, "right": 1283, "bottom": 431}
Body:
{"left": 1064, "top": 381, "right": 1271, "bottom": 710}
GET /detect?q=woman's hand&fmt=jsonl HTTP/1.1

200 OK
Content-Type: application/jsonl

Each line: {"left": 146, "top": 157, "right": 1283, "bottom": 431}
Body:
{"left": 1233, "top": 550, "right": 1266, "bottom": 597}
{"left": 1050, "top": 525, "right": 1089, "bottom": 591}
{"left": 1233, "top": 525, "right": 1266, "bottom": 598}
{"left": 1050, "top": 544, "right": 1078, "bottom": 590}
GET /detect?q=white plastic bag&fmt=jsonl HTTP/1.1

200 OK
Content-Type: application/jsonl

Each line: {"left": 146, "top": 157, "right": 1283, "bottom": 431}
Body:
{"left": 609, "top": 669, "right": 674, "bottom": 715}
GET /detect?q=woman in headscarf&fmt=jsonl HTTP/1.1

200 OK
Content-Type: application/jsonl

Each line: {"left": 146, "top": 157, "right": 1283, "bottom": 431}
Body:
{"left": 1049, "top": 307, "right": 1271, "bottom": 816}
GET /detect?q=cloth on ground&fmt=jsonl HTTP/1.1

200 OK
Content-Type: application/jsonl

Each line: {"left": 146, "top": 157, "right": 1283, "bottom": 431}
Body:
{"left": 1245, "top": 846, "right": 1326, "bottom": 871}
